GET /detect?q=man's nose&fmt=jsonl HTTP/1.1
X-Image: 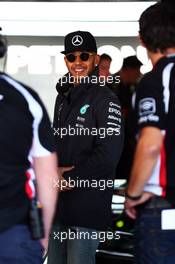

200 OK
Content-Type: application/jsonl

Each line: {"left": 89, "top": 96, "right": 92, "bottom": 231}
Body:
{"left": 74, "top": 55, "right": 81, "bottom": 63}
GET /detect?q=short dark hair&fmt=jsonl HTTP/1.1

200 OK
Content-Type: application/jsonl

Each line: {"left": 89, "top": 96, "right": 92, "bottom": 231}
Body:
{"left": 100, "top": 53, "right": 112, "bottom": 62}
{"left": 139, "top": 3, "right": 175, "bottom": 52}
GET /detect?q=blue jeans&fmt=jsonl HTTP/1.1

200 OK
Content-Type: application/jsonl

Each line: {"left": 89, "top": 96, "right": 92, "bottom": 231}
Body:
{"left": 135, "top": 198, "right": 175, "bottom": 264}
{"left": 47, "top": 223, "right": 100, "bottom": 264}
{"left": 0, "top": 225, "right": 43, "bottom": 264}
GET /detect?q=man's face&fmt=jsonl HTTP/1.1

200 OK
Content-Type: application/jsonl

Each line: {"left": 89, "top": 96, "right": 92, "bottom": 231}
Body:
{"left": 121, "top": 68, "right": 141, "bottom": 85}
{"left": 64, "top": 51, "right": 100, "bottom": 83}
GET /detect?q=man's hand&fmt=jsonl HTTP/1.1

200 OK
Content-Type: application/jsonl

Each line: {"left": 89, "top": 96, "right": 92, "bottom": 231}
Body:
{"left": 58, "top": 166, "right": 74, "bottom": 191}
{"left": 124, "top": 192, "right": 154, "bottom": 219}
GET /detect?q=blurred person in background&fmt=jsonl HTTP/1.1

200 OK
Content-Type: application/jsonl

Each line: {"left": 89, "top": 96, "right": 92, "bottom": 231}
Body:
{"left": 115, "top": 56, "right": 142, "bottom": 181}
{"left": 115, "top": 55, "right": 142, "bottom": 117}
{"left": 99, "top": 53, "right": 120, "bottom": 91}
{"left": 98, "top": 53, "right": 112, "bottom": 81}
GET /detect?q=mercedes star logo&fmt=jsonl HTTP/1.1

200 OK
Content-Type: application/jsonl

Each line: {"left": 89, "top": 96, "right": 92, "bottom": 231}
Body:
{"left": 72, "top": 35, "right": 83, "bottom": 46}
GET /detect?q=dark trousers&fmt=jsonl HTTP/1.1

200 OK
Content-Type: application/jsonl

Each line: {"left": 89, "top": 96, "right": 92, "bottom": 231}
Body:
{"left": 135, "top": 196, "right": 175, "bottom": 264}
{"left": 0, "top": 225, "right": 43, "bottom": 264}
{"left": 48, "top": 223, "right": 100, "bottom": 264}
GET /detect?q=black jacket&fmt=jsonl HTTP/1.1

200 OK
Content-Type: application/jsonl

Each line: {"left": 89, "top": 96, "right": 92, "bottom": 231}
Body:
{"left": 53, "top": 70, "right": 124, "bottom": 230}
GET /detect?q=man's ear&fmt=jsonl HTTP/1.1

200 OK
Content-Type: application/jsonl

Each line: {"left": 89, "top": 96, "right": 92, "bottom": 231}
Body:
{"left": 95, "top": 54, "right": 100, "bottom": 66}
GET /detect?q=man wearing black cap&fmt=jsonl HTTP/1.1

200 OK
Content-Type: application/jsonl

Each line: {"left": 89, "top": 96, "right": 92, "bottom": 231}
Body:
{"left": 47, "top": 30, "right": 124, "bottom": 264}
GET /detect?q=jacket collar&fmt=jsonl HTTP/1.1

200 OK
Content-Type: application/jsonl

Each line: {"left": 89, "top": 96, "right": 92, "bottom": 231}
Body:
{"left": 56, "top": 67, "right": 99, "bottom": 97}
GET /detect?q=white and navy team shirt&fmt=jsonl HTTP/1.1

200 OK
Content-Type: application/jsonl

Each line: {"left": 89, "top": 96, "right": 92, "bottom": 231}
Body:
{"left": 133, "top": 55, "right": 175, "bottom": 205}
{"left": 0, "top": 73, "right": 55, "bottom": 232}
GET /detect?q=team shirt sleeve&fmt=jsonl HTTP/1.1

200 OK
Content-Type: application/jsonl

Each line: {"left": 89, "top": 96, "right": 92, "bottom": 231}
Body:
{"left": 134, "top": 75, "right": 166, "bottom": 131}
{"left": 30, "top": 93, "right": 56, "bottom": 157}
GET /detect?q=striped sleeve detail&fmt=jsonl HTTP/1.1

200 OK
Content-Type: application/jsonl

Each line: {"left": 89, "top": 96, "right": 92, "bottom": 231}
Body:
{"left": 159, "top": 134, "right": 167, "bottom": 197}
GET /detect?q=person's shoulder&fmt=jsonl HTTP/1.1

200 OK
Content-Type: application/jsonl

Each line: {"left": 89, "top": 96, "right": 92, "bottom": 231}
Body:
{"left": 158, "top": 55, "right": 175, "bottom": 69}
{"left": 18, "top": 81, "right": 40, "bottom": 100}
{"left": 139, "top": 70, "right": 155, "bottom": 84}
{"left": 136, "top": 67, "right": 165, "bottom": 102}
{"left": 138, "top": 68, "right": 161, "bottom": 91}
{"left": 92, "top": 83, "right": 118, "bottom": 101}
{"left": 139, "top": 56, "right": 174, "bottom": 88}
{"left": 0, "top": 73, "right": 41, "bottom": 101}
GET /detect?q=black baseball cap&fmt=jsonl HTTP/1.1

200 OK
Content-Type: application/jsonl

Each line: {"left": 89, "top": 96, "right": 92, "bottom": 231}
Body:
{"left": 123, "top": 56, "right": 142, "bottom": 69}
{"left": 61, "top": 30, "right": 97, "bottom": 55}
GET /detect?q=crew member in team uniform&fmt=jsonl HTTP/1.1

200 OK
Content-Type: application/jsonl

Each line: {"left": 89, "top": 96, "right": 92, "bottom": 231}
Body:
{"left": 0, "top": 28, "right": 58, "bottom": 264}
{"left": 125, "top": 3, "right": 175, "bottom": 263}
